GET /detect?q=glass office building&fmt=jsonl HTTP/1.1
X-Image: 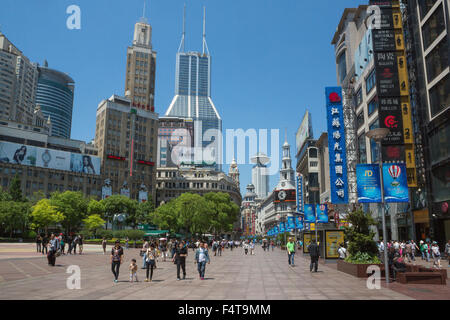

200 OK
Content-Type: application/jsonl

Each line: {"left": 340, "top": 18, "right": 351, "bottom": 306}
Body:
{"left": 36, "top": 66, "right": 74, "bottom": 139}
{"left": 165, "top": 51, "right": 222, "bottom": 171}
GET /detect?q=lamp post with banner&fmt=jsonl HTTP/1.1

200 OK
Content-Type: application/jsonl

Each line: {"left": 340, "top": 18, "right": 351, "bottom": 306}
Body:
{"left": 366, "top": 127, "right": 390, "bottom": 284}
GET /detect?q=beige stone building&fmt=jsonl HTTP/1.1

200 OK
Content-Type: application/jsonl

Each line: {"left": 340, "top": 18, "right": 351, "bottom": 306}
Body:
{"left": 124, "top": 18, "right": 156, "bottom": 112}
{"left": 95, "top": 95, "right": 158, "bottom": 202}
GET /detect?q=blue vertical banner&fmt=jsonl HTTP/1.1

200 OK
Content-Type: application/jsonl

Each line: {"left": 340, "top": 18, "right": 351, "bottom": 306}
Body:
{"left": 383, "top": 163, "right": 409, "bottom": 202}
{"left": 356, "top": 164, "right": 382, "bottom": 203}
{"left": 325, "top": 87, "right": 349, "bottom": 204}
{"left": 279, "top": 222, "right": 286, "bottom": 233}
{"left": 287, "top": 216, "right": 296, "bottom": 231}
{"left": 316, "top": 204, "right": 328, "bottom": 223}
{"left": 296, "top": 173, "right": 304, "bottom": 213}
{"left": 274, "top": 226, "right": 279, "bottom": 235}
{"left": 295, "top": 216, "right": 304, "bottom": 230}
{"left": 304, "top": 204, "right": 316, "bottom": 223}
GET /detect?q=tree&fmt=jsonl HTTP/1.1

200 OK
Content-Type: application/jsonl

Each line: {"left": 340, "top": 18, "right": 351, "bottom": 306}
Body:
{"left": 30, "top": 199, "right": 65, "bottom": 233}
{"left": 28, "top": 191, "right": 46, "bottom": 205}
{"left": 124, "top": 229, "right": 146, "bottom": 247}
{"left": 153, "top": 200, "right": 179, "bottom": 233}
{"left": 204, "top": 192, "right": 240, "bottom": 236}
{"left": 344, "top": 208, "right": 379, "bottom": 262}
{"left": 0, "top": 201, "right": 31, "bottom": 237}
{"left": 135, "top": 199, "right": 155, "bottom": 226}
{"left": 101, "top": 195, "right": 136, "bottom": 229}
{"left": 87, "top": 199, "right": 105, "bottom": 218}
{"left": 176, "top": 193, "right": 210, "bottom": 236}
{"left": 82, "top": 214, "right": 105, "bottom": 236}
{"left": 8, "top": 174, "right": 23, "bottom": 202}
{"left": 50, "top": 191, "right": 88, "bottom": 233}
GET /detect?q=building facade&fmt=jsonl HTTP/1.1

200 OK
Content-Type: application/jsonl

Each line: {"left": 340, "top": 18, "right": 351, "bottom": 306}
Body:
{"left": 0, "top": 32, "right": 38, "bottom": 126}
{"left": 0, "top": 121, "right": 101, "bottom": 198}
{"left": 251, "top": 152, "right": 270, "bottom": 199}
{"left": 156, "top": 167, "right": 242, "bottom": 207}
{"left": 95, "top": 95, "right": 158, "bottom": 202}
{"left": 36, "top": 63, "right": 75, "bottom": 139}
{"left": 406, "top": 0, "right": 450, "bottom": 244}
{"left": 124, "top": 18, "right": 156, "bottom": 112}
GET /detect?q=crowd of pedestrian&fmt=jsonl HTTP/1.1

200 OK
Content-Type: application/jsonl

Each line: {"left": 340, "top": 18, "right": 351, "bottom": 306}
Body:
{"left": 35, "top": 232, "right": 85, "bottom": 266}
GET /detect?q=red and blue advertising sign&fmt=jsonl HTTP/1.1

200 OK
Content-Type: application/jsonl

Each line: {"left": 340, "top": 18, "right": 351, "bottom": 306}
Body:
{"left": 304, "top": 204, "right": 316, "bottom": 223}
{"left": 316, "top": 204, "right": 328, "bottom": 223}
{"left": 325, "top": 87, "right": 348, "bottom": 204}
{"left": 383, "top": 163, "right": 409, "bottom": 203}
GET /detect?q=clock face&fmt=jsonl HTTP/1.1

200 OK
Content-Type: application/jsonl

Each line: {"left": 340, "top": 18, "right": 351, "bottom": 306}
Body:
{"left": 278, "top": 190, "right": 287, "bottom": 201}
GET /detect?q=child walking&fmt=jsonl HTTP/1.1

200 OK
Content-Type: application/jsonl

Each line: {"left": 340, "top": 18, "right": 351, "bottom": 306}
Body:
{"left": 129, "top": 259, "right": 138, "bottom": 282}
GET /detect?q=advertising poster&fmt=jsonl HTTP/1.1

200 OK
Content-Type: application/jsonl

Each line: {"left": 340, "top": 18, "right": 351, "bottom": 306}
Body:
{"left": 295, "top": 216, "right": 303, "bottom": 230}
{"left": 356, "top": 164, "right": 382, "bottom": 203}
{"left": 0, "top": 141, "right": 37, "bottom": 166}
{"left": 274, "top": 226, "right": 279, "bottom": 235}
{"left": 303, "top": 233, "right": 312, "bottom": 254}
{"left": 383, "top": 163, "right": 409, "bottom": 202}
{"left": 0, "top": 141, "right": 101, "bottom": 175}
{"left": 296, "top": 173, "right": 304, "bottom": 213}
{"left": 279, "top": 222, "right": 286, "bottom": 233}
{"left": 316, "top": 204, "right": 328, "bottom": 223}
{"left": 325, "top": 230, "right": 345, "bottom": 259}
{"left": 304, "top": 204, "right": 316, "bottom": 223}
{"left": 325, "top": 87, "right": 348, "bottom": 204}
{"left": 287, "top": 216, "right": 296, "bottom": 231}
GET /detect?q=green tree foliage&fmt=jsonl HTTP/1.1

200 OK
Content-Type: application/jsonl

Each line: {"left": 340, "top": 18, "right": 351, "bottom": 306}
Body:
{"left": 82, "top": 214, "right": 106, "bottom": 235}
{"left": 50, "top": 191, "right": 88, "bottom": 233}
{"left": 0, "top": 201, "right": 31, "bottom": 237}
{"left": 204, "top": 192, "right": 240, "bottom": 236}
{"left": 101, "top": 195, "right": 135, "bottom": 227}
{"left": 153, "top": 200, "right": 179, "bottom": 232}
{"left": 87, "top": 199, "right": 105, "bottom": 218}
{"left": 8, "top": 174, "right": 24, "bottom": 202}
{"left": 135, "top": 198, "right": 155, "bottom": 225}
{"left": 343, "top": 208, "right": 379, "bottom": 259}
{"left": 30, "top": 199, "right": 65, "bottom": 233}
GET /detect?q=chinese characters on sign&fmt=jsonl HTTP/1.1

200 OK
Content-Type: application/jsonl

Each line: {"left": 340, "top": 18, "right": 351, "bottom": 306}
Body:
{"left": 325, "top": 87, "right": 348, "bottom": 204}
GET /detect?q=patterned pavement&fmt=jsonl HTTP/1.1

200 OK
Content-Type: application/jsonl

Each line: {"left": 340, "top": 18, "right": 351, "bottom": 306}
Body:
{"left": 0, "top": 243, "right": 447, "bottom": 300}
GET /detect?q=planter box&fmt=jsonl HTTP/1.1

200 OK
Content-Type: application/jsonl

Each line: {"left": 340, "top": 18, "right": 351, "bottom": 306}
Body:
{"left": 337, "top": 259, "right": 383, "bottom": 278}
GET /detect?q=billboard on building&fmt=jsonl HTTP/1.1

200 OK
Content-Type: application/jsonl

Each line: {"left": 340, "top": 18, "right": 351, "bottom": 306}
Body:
{"left": 356, "top": 164, "right": 382, "bottom": 203}
{"left": 296, "top": 173, "right": 304, "bottom": 213}
{"left": 382, "top": 163, "right": 409, "bottom": 203}
{"left": 354, "top": 29, "right": 374, "bottom": 80}
{"left": 0, "top": 141, "right": 100, "bottom": 175}
{"left": 295, "top": 216, "right": 304, "bottom": 230}
{"left": 287, "top": 216, "right": 296, "bottom": 231}
{"left": 295, "top": 111, "right": 313, "bottom": 153}
{"left": 325, "top": 87, "right": 349, "bottom": 204}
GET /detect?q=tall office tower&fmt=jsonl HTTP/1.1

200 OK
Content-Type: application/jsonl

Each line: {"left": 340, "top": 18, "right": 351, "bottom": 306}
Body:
{"left": 95, "top": 95, "right": 159, "bottom": 203}
{"left": 251, "top": 152, "right": 270, "bottom": 199}
{"left": 124, "top": 8, "right": 156, "bottom": 112}
{"left": 36, "top": 62, "right": 75, "bottom": 139}
{"left": 0, "top": 32, "right": 38, "bottom": 125}
{"left": 165, "top": 7, "right": 222, "bottom": 171}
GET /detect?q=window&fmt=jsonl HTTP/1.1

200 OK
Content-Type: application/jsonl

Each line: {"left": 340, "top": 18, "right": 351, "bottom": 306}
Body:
{"left": 358, "top": 134, "right": 367, "bottom": 164}
{"left": 429, "top": 122, "right": 450, "bottom": 166}
{"left": 357, "top": 112, "right": 365, "bottom": 128}
{"left": 419, "top": 0, "right": 437, "bottom": 19}
{"left": 368, "top": 96, "right": 378, "bottom": 116}
{"left": 337, "top": 51, "right": 347, "bottom": 84}
{"left": 370, "top": 139, "right": 380, "bottom": 163}
{"left": 429, "top": 74, "right": 450, "bottom": 117}
{"left": 369, "top": 118, "right": 379, "bottom": 130}
{"left": 355, "top": 88, "right": 363, "bottom": 107}
{"left": 366, "top": 68, "right": 376, "bottom": 94}
{"left": 422, "top": 4, "right": 445, "bottom": 50}
{"left": 308, "top": 148, "right": 318, "bottom": 158}
{"left": 425, "top": 36, "right": 448, "bottom": 83}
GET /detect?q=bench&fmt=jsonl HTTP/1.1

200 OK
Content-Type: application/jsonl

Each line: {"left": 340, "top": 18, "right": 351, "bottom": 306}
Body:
{"left": 397, "top": 272, "right": 446, "bottom": 285}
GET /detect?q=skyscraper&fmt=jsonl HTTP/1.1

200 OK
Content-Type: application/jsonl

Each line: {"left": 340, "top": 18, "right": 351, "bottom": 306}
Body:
{"left": 124, "top": 8, "right": 156, "bottom": 112}
{"left": 251, "top": 152, "right": 270, "bottom": 199}
{"left": 164, "top": 6, "right": 222, "bottom": 171}
{"left": 36, "top": 62, "right": 75, "bottom": 139}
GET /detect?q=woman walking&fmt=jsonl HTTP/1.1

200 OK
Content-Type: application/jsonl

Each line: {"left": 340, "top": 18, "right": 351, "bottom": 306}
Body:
{"left": 36, "top": 234, "right": 42, "bottom": 253}
{"left": 47, "top": 233, "right": 60, "bottom": 266}
{"left": 102, "top": 237, "right": 107, "bottom": 255}
{"left": 78, "top": 235, "right": 83, "bottom": 254}
{"left": 111, "top": 240, "right": 124, "bottom": 283}
{"left": 145, "top": 244, "right": 157, "bottom": 282}
{"left": 195, "top": 242, "right": 210, "bottom": 280}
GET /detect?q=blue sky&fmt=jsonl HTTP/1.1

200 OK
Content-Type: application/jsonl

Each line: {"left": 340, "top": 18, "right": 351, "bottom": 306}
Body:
{"left": 1, "top": 0, "right": 364, "bottom": 195}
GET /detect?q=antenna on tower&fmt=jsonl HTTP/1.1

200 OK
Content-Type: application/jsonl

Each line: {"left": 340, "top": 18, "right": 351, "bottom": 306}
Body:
{"left": 140, "top": 0, "right": 148, "bottom": 23}
{"left": 202, "top": 6, "right": 210, "bottom": 56}
{"left": 284, "top": 127, "right": 288, "bottom": 143}
{"left": 177, "top": 4, "right": 186, "bottom": 53}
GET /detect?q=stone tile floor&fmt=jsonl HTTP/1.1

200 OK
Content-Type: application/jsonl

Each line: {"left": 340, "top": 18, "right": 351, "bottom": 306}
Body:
{"left": 0, "top": 243, "right": 447, "bottom": 300}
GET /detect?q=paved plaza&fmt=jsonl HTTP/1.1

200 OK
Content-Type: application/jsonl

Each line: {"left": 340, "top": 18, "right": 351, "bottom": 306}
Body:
{"left": 0, "top": 243, "right": 448, "bottom": 300}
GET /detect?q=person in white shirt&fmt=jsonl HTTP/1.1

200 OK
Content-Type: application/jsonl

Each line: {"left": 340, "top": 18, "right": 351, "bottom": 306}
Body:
{"left": 338, "top": 243, "right": 347, "bottom": 260}
{"left": 243, "top": 242, "right": 249, "bottom": 255}
{"left": 250, "top": 242, "right": 255, "bottom": 255}
{"left": 431, "top": 242, "right": 441, "bottom": 269}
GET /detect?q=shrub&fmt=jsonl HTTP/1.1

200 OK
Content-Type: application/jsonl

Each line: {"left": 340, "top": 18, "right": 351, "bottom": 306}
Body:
{"left": 79, "top": 229, "right": 94, "bottom": 239}
{"left": 96, "top": 229, "right": 113, "bottom": 239}
{"left": 345, "top": 252, "right": 381, "bottom": 264}
{"left": 26, "top": 230, "right": 37, "bottom": 239}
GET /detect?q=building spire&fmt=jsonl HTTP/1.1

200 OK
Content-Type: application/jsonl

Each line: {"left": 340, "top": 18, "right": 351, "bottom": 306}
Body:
{"left": 140, "top": 0, "right": 148, "bottom": 23}
{"left": 178, "top": 3, "right": 186, "bottom": 53}
{"left": 202, "top": 6, "right": 210, "bottom": 56}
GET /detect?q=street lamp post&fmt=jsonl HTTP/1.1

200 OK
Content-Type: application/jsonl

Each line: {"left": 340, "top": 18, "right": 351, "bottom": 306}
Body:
{"left": 366, "top": 127, "right": 390, "bottom": 284}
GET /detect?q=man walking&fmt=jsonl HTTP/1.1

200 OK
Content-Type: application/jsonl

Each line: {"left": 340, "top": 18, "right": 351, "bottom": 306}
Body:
{"left": 308, "top": 239, "right": 320, "bottom": 272}
{"left": 287, "top": 238, "right": 295, "bottom": 266}
{"left": 195, "top": 242, "right": 210, "bottom": 280}
{"left": 173, "top": 241, "right": 188, "bottom": 280}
